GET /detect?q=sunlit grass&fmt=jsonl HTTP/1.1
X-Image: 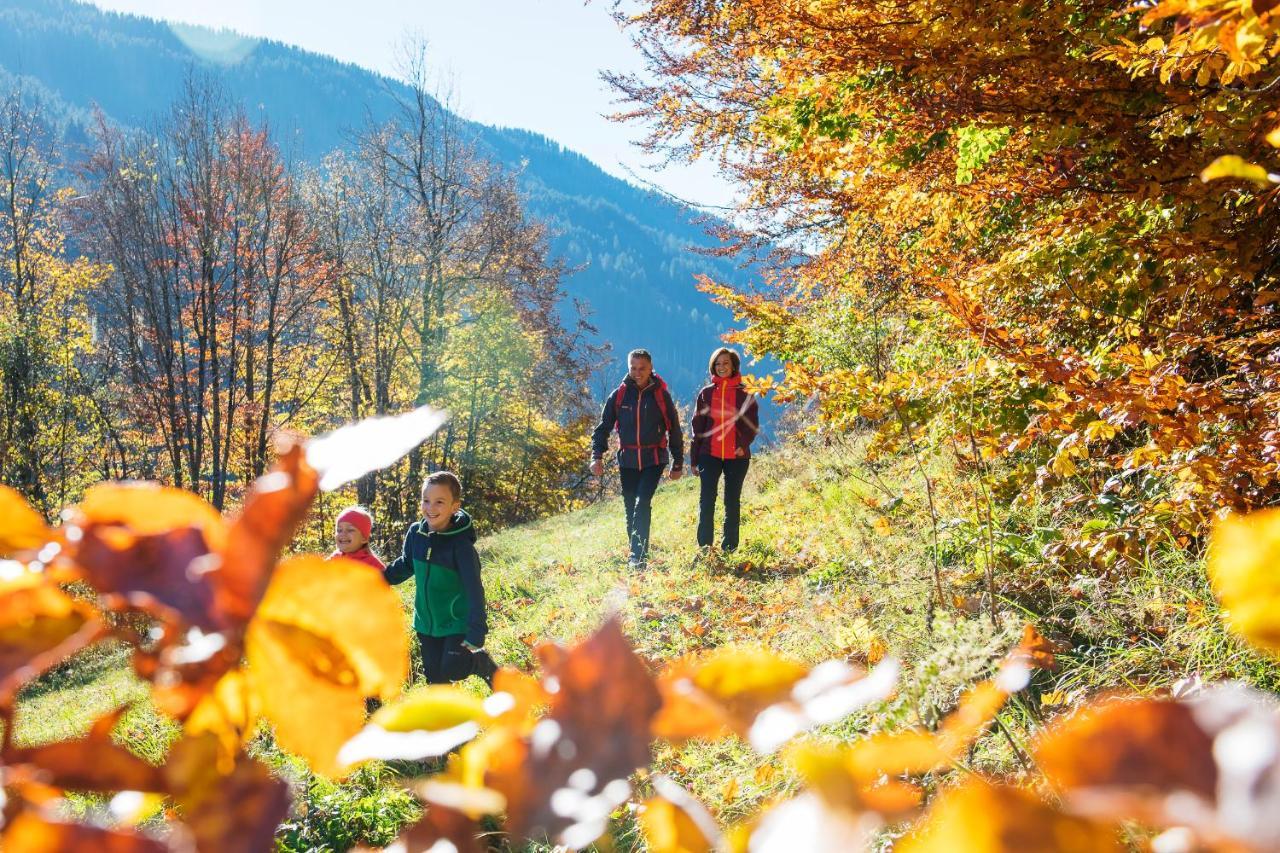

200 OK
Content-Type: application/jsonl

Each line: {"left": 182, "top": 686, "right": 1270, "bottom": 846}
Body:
{"left": 17, "top": 436, "right": 1278, "bottom": 849}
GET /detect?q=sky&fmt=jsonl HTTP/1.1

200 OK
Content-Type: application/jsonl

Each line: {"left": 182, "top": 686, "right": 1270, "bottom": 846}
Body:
{"left": 85, "top": 0, "right": 738, "bottom": 209}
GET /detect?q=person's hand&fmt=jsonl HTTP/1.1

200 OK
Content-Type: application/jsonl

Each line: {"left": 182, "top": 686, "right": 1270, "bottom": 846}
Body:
{"left": 669, "top": 468, "right": 683, "bottom": 481}
{"left": 735, "top": 447, "right": 746, "bottom": 458}
{"left": 589, "top": 459, "right": 604, "bottom": 478}
{"left": 691, "top": 466, "right": 700, "bottom": 476}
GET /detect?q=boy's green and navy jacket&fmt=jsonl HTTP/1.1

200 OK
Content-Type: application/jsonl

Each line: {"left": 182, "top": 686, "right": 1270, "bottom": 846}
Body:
{"left": 591, "top": 373, "right": 685, "bottom": 471}
{"left": 382, "top": 509, "right": 486, "bottom": 646}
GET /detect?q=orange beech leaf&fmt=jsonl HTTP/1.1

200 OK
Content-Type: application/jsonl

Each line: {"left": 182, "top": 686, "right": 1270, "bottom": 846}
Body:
{"left": 73, "top": 482, "right": 226, "bottom": 549}
{"left": 501, "top": 617, "right": 662, "bottom": 849}
{"left": 489, "top": 666, "right": 550, "bottom": 729}
{"left": 0, "top": 485, "right": 52, "bottom": 556}
{"left": 165, "top": 734, "right": 292, "bottom": 853}
{"left": 2, "top": 810, "right": 168, "bottom": 853}
{"left": 654, "top": 647, "right": 898, "bottom": 753}
{"left": 73, "top": 525, "right": 219, "bottom": 629}
{"left": 429, "top": 725, "right": 525, "bottom": 818}
{"left": 1031, "top": 686, "right": 1280, "bottom": 848}
{"left": 246, "top": 555, "right": 409, "bottom": 777}
{"left": 1011, "top": 623, "right": 1059, "bottom": 670}
{"left": 638, "top": 776, "right": 720, "bottom": 853}
{"left": 184, "top": 668, "right": 259, "bottom": 765}
{"left": 357, "top": 805, "right": 483, "bottom": 853}
{"left": 840, "top": 678, "right": 1017, "bottom": 781}
{"left": 216, "top": 442, "right": 318, "bottom": 627}
{"left": 652, "top": 647, "right": 807, "bottom": 743}
{"left": 897, "top": 779, "right": 1122, "bottom": 852}
{"left": 0, "top": 567, "right": 100, "bottom": 704}
{"left": 5, "top": 709, "right": 166, "bottom": 794}
{"left": 785, "top": 742, "right": 921, "bottom": 819}
{"left": 1208, "top": 508, "right": 1280, "bottom": 651}
{"left": 136, "top": 634, "right": 244, "bottom": 722}
{"left": 1034, "top": 696, "right": 1217, "bottom": 804}
{"left": 252, "top": 555, "right": 409, "bottom": 700}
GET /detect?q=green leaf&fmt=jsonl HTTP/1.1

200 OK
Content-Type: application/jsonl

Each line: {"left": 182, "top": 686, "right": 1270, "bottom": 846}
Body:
{"left": 955, "top": 125, "right": 1011, "bottom": 185}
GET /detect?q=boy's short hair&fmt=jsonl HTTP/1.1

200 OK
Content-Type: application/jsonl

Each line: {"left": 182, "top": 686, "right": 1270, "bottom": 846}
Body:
{"left": 627, "top": 348, "right": 653, "bottom": 363}
{"left": 422, "top": 470, "right": 463, "bottom": 501}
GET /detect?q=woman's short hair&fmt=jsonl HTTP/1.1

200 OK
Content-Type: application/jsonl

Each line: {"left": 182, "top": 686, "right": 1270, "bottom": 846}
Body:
{"left": 708, "top": 347, "right": 741, "bottom": 377}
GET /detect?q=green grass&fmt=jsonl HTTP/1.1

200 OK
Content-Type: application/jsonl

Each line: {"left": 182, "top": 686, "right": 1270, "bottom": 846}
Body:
{"left": 16, "top": 437, "right": 1280, "bottom": 850}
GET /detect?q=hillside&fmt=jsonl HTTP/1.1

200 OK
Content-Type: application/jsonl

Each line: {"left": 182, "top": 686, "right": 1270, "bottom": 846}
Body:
{"left": 16, "top": 438, "right": 1269, "bottom": 850}
{"left": 0, "top": 0, "right": 752, "bottom": 403}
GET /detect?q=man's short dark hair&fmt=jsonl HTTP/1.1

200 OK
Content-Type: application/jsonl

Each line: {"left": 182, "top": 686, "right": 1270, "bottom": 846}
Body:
{"left": 627, "top": 348, "right": 653, "bottom": 363}
{"left": 423, "top": 470, "right": 462, "bottom": 501}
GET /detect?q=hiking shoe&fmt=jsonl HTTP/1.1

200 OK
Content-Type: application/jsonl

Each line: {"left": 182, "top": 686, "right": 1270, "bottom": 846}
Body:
{"left": 627, "top": 557, "right": 647, "bottom": 572}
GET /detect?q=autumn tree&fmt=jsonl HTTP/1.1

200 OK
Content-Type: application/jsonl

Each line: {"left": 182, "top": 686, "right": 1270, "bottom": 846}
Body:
{"left": 612, "top": 0, "right": 1280, "bottom": 558}
{"left": 85, "top": 76, "right": 329, "bottom": 509}
{"left": 0, "top": 88, "right": 110, "bottom": 515}
{"left": 311, "top": 44, "right": 601, "bottom": 529}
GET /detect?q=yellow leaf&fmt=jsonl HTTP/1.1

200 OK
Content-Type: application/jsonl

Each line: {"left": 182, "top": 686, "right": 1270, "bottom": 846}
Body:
{"left": 1268, "top": 125, "right": 1280, "bottom": 148}
{"left": 246, "top": 619, "right": 365, "bottom": 778}
{"left": 0, "top": 570, "right": 98, "bottom": 703}
{"left": 1200, "top": 155, "right": 1277, "bottom": 187}
{"left": 0, "top": 486, "right": 51, "bottom": 556}
{"left": 1049, "top": 450, "right": 1079, "bottom": 477}
{"left": 246, "top": 555, "right": 410, "bottom": 777}
{"left": 898, "top": 779, "right": 1121, "bottom": 852}
{"left": 371, "top": 684, "right": 488, "bottom": 732}
{"left": 1208, "top": 508, "right": 1280, "bottom": 650}
{"left": 653, "top": 647, "right": 807, "bottom": 743}
{"left": 1039, "top": 690, "right": 1069, "bottom": 708}
{"left": 639, "top": 795, "right": 716, "bottom": 853}
{"left": 872, "top": 517, "right": 892, "bottom": 536}
{"left": 185, "top": 669, "right": 258, "bottom": 768}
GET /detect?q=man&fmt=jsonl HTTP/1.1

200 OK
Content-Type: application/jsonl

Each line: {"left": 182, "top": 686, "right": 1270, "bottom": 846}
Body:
{"left": 590, "top": 349, "right": 684, "bottom": 568}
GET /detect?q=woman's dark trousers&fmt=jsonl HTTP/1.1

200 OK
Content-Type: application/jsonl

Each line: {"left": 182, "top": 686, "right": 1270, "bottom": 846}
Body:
{"left": 620, "top": 464, "right": 664, "bottom": 561}
{"left": 697, "top": 455, "right": 750, "bottom": 551}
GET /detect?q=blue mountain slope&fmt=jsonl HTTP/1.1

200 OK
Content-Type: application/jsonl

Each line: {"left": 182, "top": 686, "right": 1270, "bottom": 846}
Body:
{"left": 0, "top": 0, "right": 759, "bottom": 405}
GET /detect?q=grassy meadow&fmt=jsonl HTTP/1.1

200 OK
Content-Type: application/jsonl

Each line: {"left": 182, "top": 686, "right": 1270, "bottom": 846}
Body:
{"left": 19, "top": 438, "right": 1276, "bottom": 850}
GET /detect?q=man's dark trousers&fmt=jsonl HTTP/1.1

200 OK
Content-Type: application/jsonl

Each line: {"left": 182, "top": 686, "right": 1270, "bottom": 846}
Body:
{"left": 621, "top": 465, "right": 664, "bottom": 561}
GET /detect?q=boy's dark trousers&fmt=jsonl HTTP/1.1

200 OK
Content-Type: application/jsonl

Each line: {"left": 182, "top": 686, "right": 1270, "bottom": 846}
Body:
{"left": 418, "top": 633, "right": 497, "bottom": 686}
{"left": 697, "top": 455, "right": 750, "bottom": 551}
{"left": 620, "top": 464, "right": 664, "bottom": 560}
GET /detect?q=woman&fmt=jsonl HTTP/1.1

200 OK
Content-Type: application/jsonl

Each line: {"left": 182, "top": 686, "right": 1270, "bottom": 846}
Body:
{"left": 690, "top": 347, "right": 760, "bottom": 552}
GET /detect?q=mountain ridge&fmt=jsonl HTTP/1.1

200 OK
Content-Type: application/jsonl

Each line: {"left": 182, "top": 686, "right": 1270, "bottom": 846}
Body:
{"left": 0, "top": 0, "right": 755, "bottom": 403}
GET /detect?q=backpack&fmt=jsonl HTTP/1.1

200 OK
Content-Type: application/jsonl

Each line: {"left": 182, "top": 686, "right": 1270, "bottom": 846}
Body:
{"left": 614, "top": 378, "right": 672, "bottom": 450}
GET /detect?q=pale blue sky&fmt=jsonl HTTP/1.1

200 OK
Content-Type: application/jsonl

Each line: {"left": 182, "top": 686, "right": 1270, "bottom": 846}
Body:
{"left": 85, "top": 0, "right": 736, "bottom": 209}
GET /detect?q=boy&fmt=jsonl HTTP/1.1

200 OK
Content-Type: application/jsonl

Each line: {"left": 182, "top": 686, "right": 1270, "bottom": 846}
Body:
{"left": 329, "top": 506, "right": 385, "bottom": 571}
{"left": 383, "top": 471, "right": 497, "bottom": 687}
